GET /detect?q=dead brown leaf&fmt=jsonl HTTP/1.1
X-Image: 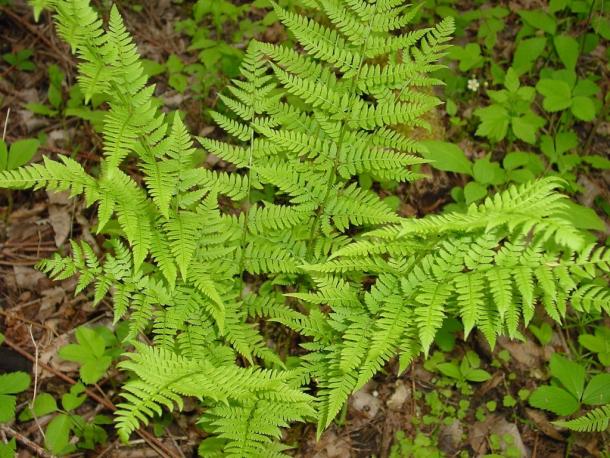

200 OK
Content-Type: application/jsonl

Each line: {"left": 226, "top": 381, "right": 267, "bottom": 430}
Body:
{"left": 40, "top": 287, "right": 65, "bottom": 315}
{"left": 498, "top": 336, "right": 543, "bottom": 368}
{"left": 525, "top": 408, "right": 564, "bottom": 441}
{"left": 470, "top": 415, "right": 529, "bottom": 457}
{"left": 311, "top": 431, "right": 352, "bottom": 458}
{"left": 386, "top": 381, "right": 410, "bottom": 411}
{"left": 13, "top": 265, "right": 45, "bottom": 290}
{"left": 350, "top": 388, "right": 382, "bottom": 420}
{"left": 40, "top": 332, "right": 79, "bottom": 376}
{"left": 439, "top": 419, "right": 463, "bottom": 456}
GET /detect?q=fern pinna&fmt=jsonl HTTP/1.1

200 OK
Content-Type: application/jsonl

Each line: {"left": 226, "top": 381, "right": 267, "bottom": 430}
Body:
{"left": 2, "top": 0, "right": 608, "bottom": 455}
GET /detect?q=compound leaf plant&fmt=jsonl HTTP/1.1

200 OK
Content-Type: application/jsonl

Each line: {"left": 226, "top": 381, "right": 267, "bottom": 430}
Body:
{"left": 4, "top": 0, "right": 609, "bottom": 455}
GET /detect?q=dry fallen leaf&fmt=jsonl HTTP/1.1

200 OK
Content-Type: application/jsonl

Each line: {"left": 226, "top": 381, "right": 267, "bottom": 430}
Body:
{"left": 386, "top": 381, "right": 410, "bottom": 411}
{"left": 40, "top": 287, "right": 65, "bottom": 315}
{"left": 40, "top": 333, "right": 79, "bottom": 377}
{"left": 498, "top": 336, "right": 543, "bottom": 368}
{"left": 525, "top": 408, "right": 564, "bottom": 441}
{"left": 312, "top": 431, "right": 352, "bottom": 458}
{"left": 48, "top": 204, "right": 71, "bottom": 247}
{"left": 351, "top": 389, "right": 382, "bottom": 419}
{"left": 439, "top": 419, "right": 463, "bottom": 455}
{"left": 489, "top": 417, "right": 529, "bottom": 458}
{"left": 470, "top": 415, "right": 529, "bottom": 457}
{"left": 13, "top": 265, "right": 46, "bottom": 290}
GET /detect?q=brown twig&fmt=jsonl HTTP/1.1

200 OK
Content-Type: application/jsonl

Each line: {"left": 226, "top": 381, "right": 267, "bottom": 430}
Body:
{"left": 28, "top": 325, "right": 46, "bottom": 441}
{"left": 0, "top": 424, "right": 55, "bottom": 458}
{"left": 2, "top": 107, "right": 9, "bottom": 141}
{"left": 2, "top": 338, "right": 179, "bottom": 458}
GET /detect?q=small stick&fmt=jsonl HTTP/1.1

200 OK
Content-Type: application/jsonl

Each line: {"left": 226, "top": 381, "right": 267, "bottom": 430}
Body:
{"left": 28, "top": 325, "right": 46, "bottom": 440}
{"left": 0, "top": 425, "right": 55, "bottom": 458}
{"left": 2, "top": 107, "right": 9, "bottom": 141}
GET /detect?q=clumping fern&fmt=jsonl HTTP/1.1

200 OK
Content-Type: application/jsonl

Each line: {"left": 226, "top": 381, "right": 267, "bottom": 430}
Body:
{"left": 7, "top": 0, "right": 610, "bottom": 455}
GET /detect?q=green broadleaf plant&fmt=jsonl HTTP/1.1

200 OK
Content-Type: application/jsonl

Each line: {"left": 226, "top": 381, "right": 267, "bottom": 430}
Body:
{"left": 536, "top": 75, "right": 598, "bottom": 122}
{"left": 475, "top": 68, "right": 545, "bottom": 144}
{"left": 8, "top": 0, "right": 610, "bottom": 455}
{"left": 0, "top": 138, "right": 40, "bottom": 172}
{"left": 529, "top": 354, "right": 610, "bottom": 416}
{"left": 436, "top": 350, "right": 491, "bottom": 384}
{"left": 0, "top": 371, "right": 31, "bottom": 423}
{"left": 419, "top": 140, "right": 472, "bottom": 175}
{"left": 579, "top": 327, "right": 610, "bottom": 366}
{"left": 58, "top": 326, "right": 120, "bottom": 384}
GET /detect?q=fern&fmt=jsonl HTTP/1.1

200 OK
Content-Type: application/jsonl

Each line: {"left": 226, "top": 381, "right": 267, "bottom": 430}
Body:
{"left": 9, "top": 0, "right": 610, "bottom": 455}
{"left": 555, "top": 405, "right": 610, "bottom": 432}
{"left": 301, "top": 178, "right": 610, "bottom": 428}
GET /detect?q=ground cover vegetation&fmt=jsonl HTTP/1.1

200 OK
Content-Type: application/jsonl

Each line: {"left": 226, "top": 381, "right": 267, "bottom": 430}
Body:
{"left": 0, "top": 0, "right": 608, "bottom": 456}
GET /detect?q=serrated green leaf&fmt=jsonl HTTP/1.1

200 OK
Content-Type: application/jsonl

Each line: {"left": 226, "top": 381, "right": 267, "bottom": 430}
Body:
{"left": 513, "top": 37, "right": 546, "bottom": 74}
{"left": 473, "top": 157, "right": 505, "bottom": 185}
{"left": 62, "top": 383, "right": 87, "bottom": 411}
{"left": 0, "top": 372, "right": 31, "bottom": 394}
{"left": 511, "top": 116, "right": 537, "bottom": 144}
{"left": 45, "top": 414, "right": 75, "bottom": 455}
{"left": 582, "top": 155, "right": 610, "bottom": 170}
{"left": 474, "top": 105, "right": 509, "bottom": 141}
{"left": 0, "top": 394, "right": 17, "bottom": 422}
{"left": 550, "top": 354, "right": 585, "bottom": 400}
{"left": 561, "top": 201, "right": 606, "bottom": 232}
{"left": 529, "top": 385, "right": 579, "bottom": 416}
{"left": 18, "top": 392, "right": 58, "bottom": 421}
{"left": 519, "top": 10, "right": 556, "bottom": 35}
{"left": 504, "top": 68, "right": 520, "bottom": 92}
{"left": 80, "top": 356, "right": 112, "bottom": 384}
{"left": 536, "top": 79, "right": 572, "bottom": 112}
{"left": 463, "top": 368, "right": 492, "bottom": 383}
{"left": 436, "top": 362, "right": 461, "bottom": 380}
{"left": 420, "top": 141, "right": 472, "bottom": 175}
{"left": 0, "top": 140, "right": 8, "bottom": 171}
{"left": 0, "top": 437, "right": 16, "bottom": 458}
{"left": 571, "top": 96, "right": 596, "bottom": 121}
{"left": 554, "top": 35, "right": 579, "bottom": 69}
{"left": 8, "top": 139, "right": 39, "bottom": 170}
{"left": 549, "top": 0, "right": 569, "bottom": 13}
{"left": 582, "top": 374, "right": 610, "bottom": 405}
{"left": 464, "top": 181, "right": 487, "bottom": 204}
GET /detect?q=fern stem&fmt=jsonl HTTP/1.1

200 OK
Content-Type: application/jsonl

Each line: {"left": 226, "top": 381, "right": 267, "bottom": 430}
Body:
{"left": 237, "top": 129, "right": 256, "bottom": 282}
{"left": 305, "top": 4, "right": 379, "bottom": 261}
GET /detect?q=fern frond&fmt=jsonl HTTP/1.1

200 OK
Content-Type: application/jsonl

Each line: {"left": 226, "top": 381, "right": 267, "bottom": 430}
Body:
{"left": 116, "top": 344, "right": 315, "bottom": 442}
{"left": 272, "top": 4, "right": 361, "bottom": 72}
{"left": 0, "top": 155, "right": 99, "bottom": 203}
{"left": 555, "top": 405, "right": 610, "bottom": 432}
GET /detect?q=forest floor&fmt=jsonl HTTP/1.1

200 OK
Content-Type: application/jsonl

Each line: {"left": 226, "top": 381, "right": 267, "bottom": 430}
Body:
{"left": 1, "top": 0, "right": 609, "bottom": 457}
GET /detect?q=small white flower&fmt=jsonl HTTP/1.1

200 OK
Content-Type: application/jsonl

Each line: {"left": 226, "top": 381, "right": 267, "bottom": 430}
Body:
{"left": 372, "top": 390, "right": 379, "bottom": 397}
{"left": 467, "top": 78, "right": 480, "bottom": 92}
